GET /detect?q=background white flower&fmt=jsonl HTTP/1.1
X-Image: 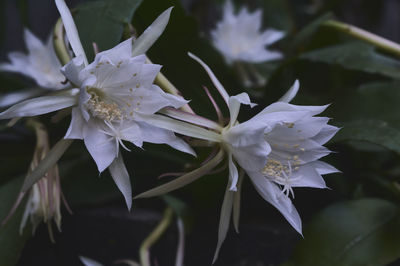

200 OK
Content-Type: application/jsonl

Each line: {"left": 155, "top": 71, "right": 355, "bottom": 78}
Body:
{"left": 0, "top": 29, "right": 68, "bottom": 107}
{"left": 0, "top": 29, "right": 67, "bottom": 90}
{"left": 211, "top": 0, "right": 285, "bottom": 65}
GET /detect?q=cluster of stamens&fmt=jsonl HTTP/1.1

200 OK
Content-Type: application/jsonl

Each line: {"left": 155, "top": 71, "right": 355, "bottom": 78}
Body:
{"left": 261, "top": 156, "right": 302, "bottom": 198}
{"left": 86, "top": 90, "right": 122, "bottom": 122}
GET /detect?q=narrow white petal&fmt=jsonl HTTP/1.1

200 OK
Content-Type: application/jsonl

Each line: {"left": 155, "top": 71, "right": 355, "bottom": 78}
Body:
{"left": 261, "top": 29, "right": 285, "bottom": 45}
{"left": 248, "top": 171, "right": 302, "bottom": 234}
{"left": 61, "top": 56, "right": 86, "bottom": 86}
{"left": 294, "top": 167, "right": 327, "bottom": 189}
{"left": 228, "top": 93, "right": 256, "bottom": 127}
{"left": 188, "top": 52, "right": 230, "bottom": 105}
{"left": 0, "top": 89, "right": 43, "bottom": 108}
{"left": 95, "top": 37, "right": 133, "bottom": 63}
{"left": 0, "top": 91, "right": 78, "bottom": 119}
{"left": 137, "top": 114, "right": 222, "bottom": 143}
{"left": 313, "top": 161, "right": 341, "bottom": 175}
{"left": 212, "top": 184, "right": 234, "bottom": 264}
{"left": 109, "top": 154, "right": 132, "bottom": 210}
{"left": 65, "top": 107, "right": 85, "bottom": 139}
{"left": 135, "top": 149, "right": 224, "bottom": 198}
{"left": 79, "top": 256, "right": 103, "bottom": 266}
{"left": 279, "top": 80, "right": 299, "bottom": 103}
{"left": 137, "top": 121, "right": 196, "bottom": 156}
{"left": 131, "top": 7, "right": 173, "bottom": 57}
{"left": 55, "top": 0, "right": 88, "bottom": 65}
{"left": 228, "top": 153, "right": 239, "bottom": 191}
{"left": 24, "top": 29, "right": 43, "bottom": 52}
{"left": 233, "top": 170, "right": 244, "bottom": 233}
{"left": 83, "top": 120, "right": 118, "bottom": 172}
{"left": 160, "top": 107, "right": 223, "bottom": 131}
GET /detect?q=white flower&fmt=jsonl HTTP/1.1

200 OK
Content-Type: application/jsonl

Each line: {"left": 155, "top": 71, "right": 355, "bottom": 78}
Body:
{"left": 62, "top": 38, "right": 195, "bottom": 209}
{"left": 0, "top": 29, "right": 66, "bottom": 89}
{"left": 135, "top": 53, "right": 339, "bottom": 263}
{"left": 211, "top": 0, "right": 285, "bottom": 65}
{"left": 191, "top": 54, "right": 339, "bottom": 262}
{"left": 0, "top": 1, "right": 194, "bottom": 210}
{"left": 0, "top": 29, "right": 68, "bottom": 107}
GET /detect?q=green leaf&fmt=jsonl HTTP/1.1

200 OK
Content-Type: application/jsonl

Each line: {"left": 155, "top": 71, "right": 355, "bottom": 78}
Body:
{"left": 74, "top": 0, "right": 143, "bottom": 61}
{"left": 328, "top": 81, "right": 400, "bottom": 154}
{"left": 300, "top": 42, "right": 400, "bottom": 79}
{"left": 289, "top": 12, "right": 334, "bottom": 50}
{"left": 0, "top": 176, "right": 31, "bottom": 266}
{"left": 333, "top": 120, "right": 400, "bottom": 155}
{"left": 284, "top": 198, "right": 400, "bottom": 266}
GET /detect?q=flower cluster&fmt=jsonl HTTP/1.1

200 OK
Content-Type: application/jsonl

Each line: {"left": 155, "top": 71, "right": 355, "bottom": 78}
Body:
{"left": 0, "top": 0, "right": 339, "bottom": 263}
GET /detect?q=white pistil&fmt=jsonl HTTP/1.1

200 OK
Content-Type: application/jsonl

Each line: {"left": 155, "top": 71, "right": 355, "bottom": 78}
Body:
{"left": 99, "top": 121, "right": 133, "bottom": 154}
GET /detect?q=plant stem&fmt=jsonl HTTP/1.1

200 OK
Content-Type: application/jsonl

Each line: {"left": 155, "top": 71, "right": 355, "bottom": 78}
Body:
{"left": 139, "top": 208, "right": 174, "bottom": 266}
{"left": 53, "top": 18, "right": 72, "bottom": 65}
{"left": 323, "top": 20, "right": 400, "bottom": 57}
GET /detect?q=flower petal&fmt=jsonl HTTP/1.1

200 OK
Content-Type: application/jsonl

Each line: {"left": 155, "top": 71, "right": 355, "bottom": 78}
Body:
{"left": 233, "top": 170, "right": 244, "bottom": 233}
{"left": 260, "top": 29, "right": 285, "bottom": 45}
{"left": 137, "top": 114, "right": 221, "bottom": 142}
{"left": 95, "top": 37, "right": 133, "bottom": 64}
{"left": 79, "top": 256, "right": 103, "bottom": 266}
{"left": 248, "top": 171, "right": 302, "bottom": 234}
{"left": 279, "top": 80, "right": 299, "bottom": 103}
{"left": 65, "top": 107, "right": 85, "bottom": 139}
{"left": 0, "top": 90, "right": 78, "bottom": 119}
{"left": 291, "top": 163, "right": 328, "bottom": 189}
{"left": 212, "top": 183, "right": 234, "bottom": 264}
{"left": 83, "top": 119, "right": 118, "bottom": 172}
{"left": 313, "top": 160, "right": 341, "bottom": 175}
{"left": 133, "top": 85, "right": 187, "bottom": 115}
{"left": 55, "top": 0, "right": 88, "bottom": 65}
{"left": 137, "top": 121, "right": 195, "bottom": 156}
{"left": 228, "top": 93, "right": 256, "bottom": 127}
{"left": 188, "top": 52, "right": 230, "bottom": 105}
{"left": 61, "top": 55, "right": 86, "bottom": 86}
{"left": 160, "top": 107, "right": 223, "bottom": 131}
{"left": 131, "top": 7, "right": 173, "bottom": 57}
{"left": 228, "top": 153, "right": 239, "bottom": 191}
{"left": 109, "top": 153, "right": 132, "bottom": 210}
{"left": 312, "top": 124, "right": 340, "bottom": 145}
{"left": 0, "top": 89, "right": 43, "bottom": 108}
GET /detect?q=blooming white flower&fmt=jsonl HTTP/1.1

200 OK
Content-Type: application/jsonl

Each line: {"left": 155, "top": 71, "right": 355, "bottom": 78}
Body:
{"left": 0, "top": 1, "right": 194, "bottom": 210}
{"left": 135, "top": 53, "right": 339, "bottom": 263}
{"left": 63, "top": 38, "right": 195, "bottom": 209}
{"left": 0, "top": 29, "right": 68, "bottom": 107}
{"left": 211, "top": 0, "right": 285, "bottom": 65}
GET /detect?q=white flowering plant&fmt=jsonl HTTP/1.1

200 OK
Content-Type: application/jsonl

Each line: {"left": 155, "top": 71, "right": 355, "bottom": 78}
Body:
{"left": 1, "top": 0, "right": 400, "bottom": 266}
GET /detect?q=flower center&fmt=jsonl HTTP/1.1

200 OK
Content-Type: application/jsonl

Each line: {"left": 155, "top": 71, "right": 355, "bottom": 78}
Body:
{"left": 261, "top": 158, "right": 302, "bottom": 198}
{"left": 86, "top": 88, "right": 122, "bottom": 122}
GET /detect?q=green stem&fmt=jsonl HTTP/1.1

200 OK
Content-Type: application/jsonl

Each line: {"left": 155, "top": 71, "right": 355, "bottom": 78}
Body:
{"left": 53, "top": 18, "right": 72, "bottom": 65}
{"left": 139, "top": 208, "right": 174, "bottom": 266}
{"left": 323, "top": 20, "right": 400, "bottom": 57}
